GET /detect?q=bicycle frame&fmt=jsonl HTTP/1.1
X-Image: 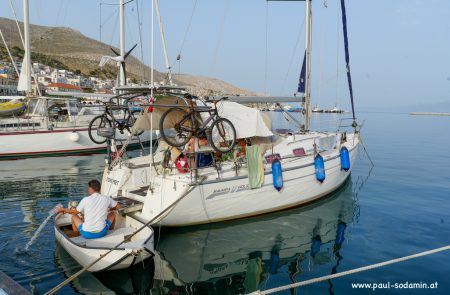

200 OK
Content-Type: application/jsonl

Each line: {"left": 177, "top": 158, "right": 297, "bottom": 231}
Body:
{"left": 101, "top": 96, "right": 140, "bottom": 131}
{"left": 178, "top": 107, "right": 219, "bottom": 135}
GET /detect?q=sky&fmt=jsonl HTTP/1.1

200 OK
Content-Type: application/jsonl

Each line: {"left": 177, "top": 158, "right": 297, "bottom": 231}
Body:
{"left": 1, "top": 0, "right": 450, "bottom": 110}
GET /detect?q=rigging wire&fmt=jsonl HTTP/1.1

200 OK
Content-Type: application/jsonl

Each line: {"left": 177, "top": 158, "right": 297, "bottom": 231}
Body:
{"left": 8, "top": 0, "right": 25, "bottom": 45}
{"left": 280, "top": 17, "right": 305, "bottom": 95}
{"left": 7, "top": 0, "right": 41, "bottom": 96}
{"left": 109, "top": 9, "right": 120, "bottom": 50}
{"left": 99, "top": 0, "right": 102, "bottom": 41}
{"left": 264, "top": 1, "right": 269, "bottom": 95}
{"left": 316, "top": 1, "right": 331, "bottom": 131}
{"left": 100, "top": 6, "right": 120, "bottom": 38}
{"left": 209, "top": 0, "right": 231, "bottom": 77}
{"left": 125, "top": 9, "right": 135, "bottom": 50}
{"left": 172, "top": 0, "right": 198, "bottom": 70}
{"left": 0, "top": 29, "right": 20, "bottom": 77}
{"left": 55, "top": 0, "right": 65, "bottom": 26}
{"left": 101, "top": 0, "right": 135, "bottom": 6}
{"left": 135, "top": 0, "right": 146, "bottom": 80}
{"left": 335, "top": 3, "right": 341, "bottom": 112}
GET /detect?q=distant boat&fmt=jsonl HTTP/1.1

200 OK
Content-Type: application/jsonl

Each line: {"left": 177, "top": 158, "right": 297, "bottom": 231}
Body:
{"left": 312, "top": 105, "right": 323, "bottom": 113}
{"left": 312, "top": 105, "right": 346, "bottom": 113}
{"left": 329, "top": 106, "right": 345, "bottom": 113}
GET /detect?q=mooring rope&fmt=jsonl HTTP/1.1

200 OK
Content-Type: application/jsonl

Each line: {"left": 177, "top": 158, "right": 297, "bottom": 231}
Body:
{"left": 248, "top": 245, "right": 450, "bottom": 295}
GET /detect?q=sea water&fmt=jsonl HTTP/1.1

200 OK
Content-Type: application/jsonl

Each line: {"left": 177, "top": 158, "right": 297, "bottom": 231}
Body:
{"left": 0, "top": 113, "right": 450, "bottom": 294}
{"left": 21, "top": 204, "right": 62, "bottom": 252}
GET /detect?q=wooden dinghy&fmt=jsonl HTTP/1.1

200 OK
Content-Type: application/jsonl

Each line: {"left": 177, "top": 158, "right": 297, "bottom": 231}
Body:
{"left": 54, "top": 201, "right": 154, "bottom": 272}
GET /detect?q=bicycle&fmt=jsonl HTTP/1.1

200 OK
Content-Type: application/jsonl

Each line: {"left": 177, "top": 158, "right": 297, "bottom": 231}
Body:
{"left": 159, "top": 95, "right": 237, "bottom": 153}
{"left": 88, "top": 98, "right": 143, "bottom": 144}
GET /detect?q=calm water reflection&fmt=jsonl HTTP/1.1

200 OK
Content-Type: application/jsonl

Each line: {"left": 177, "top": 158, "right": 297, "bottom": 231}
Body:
{"left": 2, "top": 112, "right": 450, "bottom": 294}
{"left": 152, "top": 179, "right": 360, "bottom": 295}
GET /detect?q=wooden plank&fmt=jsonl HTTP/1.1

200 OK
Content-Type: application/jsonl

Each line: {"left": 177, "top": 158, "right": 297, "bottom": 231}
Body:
{"left": 0, "top": 271, "right": 31, "bottom": 295}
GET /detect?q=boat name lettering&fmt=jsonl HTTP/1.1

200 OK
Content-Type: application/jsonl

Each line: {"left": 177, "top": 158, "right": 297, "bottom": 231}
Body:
{"left": 206, "top": 184, "right": 250, "bottom": 200}
{"left": 106, "top": 177, "right": 119, "bottom": 185}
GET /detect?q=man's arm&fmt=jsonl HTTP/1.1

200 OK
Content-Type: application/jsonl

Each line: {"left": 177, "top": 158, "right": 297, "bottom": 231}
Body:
{"left": 111, "top": 202, "right": 122, "bottom": 211}
{"left": 57, "top": 207, "right": 80, "bottom": 215}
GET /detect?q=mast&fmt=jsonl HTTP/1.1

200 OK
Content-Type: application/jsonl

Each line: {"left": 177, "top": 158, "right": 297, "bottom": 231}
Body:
{"left": 155, "top": 0, "right": 173, "bottom": 85}
{"left": 17, "top": 0, "right": 32, "bottom": 94}
{"left": 119, "top": 0, "right": 126, "bottom": 86}
{"left": 304, "top": 0, "right": 312, "bottom": 131}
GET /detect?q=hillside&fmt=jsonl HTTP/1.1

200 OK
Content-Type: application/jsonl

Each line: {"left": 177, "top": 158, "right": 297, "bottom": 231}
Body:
{"left": 0, "top": 17, "right": 257, "bottom": 96}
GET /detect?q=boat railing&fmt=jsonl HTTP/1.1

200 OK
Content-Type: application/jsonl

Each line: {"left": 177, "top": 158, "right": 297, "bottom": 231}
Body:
{"left": 0, "top": 115, "right": 42, "bottom": 132}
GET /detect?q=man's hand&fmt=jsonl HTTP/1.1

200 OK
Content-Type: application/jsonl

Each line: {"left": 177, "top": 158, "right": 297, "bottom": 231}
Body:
{"left": 57, "top": 207, "right": 65, "bottom": 214}
{"left": 109, "top": 202, "right": 122, "bottom": 212}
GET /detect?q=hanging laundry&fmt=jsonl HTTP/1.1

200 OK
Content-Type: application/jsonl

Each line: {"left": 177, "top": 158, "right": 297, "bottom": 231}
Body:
{"left": 246, "top": 146, "right": 264, "bottom": 189}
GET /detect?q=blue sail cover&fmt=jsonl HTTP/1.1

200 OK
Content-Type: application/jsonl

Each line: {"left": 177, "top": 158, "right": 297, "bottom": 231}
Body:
{"left": 297, "top": 51, "right": 306, "bottom": 93}
{"left": 340, "top": 0, "right": 356, "bottom": 121}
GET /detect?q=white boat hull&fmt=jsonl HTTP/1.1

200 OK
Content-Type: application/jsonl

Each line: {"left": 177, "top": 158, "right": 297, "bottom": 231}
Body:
{"left": 103, "top": 132, "right": 359, "bottom": 227}
{"left": 0, "top": 128, "right": 154, "bottom": 159}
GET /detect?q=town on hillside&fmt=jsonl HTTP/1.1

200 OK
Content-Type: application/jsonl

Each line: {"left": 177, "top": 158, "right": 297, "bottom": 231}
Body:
{"left": 0, "top": 58, "right": 143, "bottom": 99}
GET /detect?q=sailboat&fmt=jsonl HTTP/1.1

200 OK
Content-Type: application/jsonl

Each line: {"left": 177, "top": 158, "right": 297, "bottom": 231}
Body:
{"left": 0, "top": 0, "right": 150, "bottom": 160}
{"left": 97, "top": 0, "right": 360, "bottom": 227}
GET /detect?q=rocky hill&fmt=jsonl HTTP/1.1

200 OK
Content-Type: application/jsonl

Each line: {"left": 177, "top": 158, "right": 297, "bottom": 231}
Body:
{"left": 0, "top": 17, "right": 257, "bottom": 96}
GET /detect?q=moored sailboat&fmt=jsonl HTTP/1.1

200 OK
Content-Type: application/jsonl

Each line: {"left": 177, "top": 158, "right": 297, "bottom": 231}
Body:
{"left": 0, "top": 0, "right": 152, "bottom": 160}
{"left": 97, "top": 0, "right": 362, "bottom": 227}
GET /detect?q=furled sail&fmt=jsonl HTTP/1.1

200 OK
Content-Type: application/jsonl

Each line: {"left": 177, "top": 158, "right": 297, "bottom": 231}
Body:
{"left": 17, "top": 59, "right": 31, "bottom": 92}
{"left": 340, "top": 0, "right": 356, "bottom": 122}
{"left": 297, "top": 51, "right": 306, "bottom": 93}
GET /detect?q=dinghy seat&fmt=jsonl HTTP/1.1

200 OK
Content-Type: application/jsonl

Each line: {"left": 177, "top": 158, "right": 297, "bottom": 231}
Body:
{"left": 70, "top": 227, "right": 136, "bottom": 248}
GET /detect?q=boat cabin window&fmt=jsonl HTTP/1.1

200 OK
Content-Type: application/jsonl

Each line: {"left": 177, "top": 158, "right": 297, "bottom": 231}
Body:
{"left": 68, "top": 99, "right": 79, "bottom": 116}
{"left": 27, "top": 98, "right": 39, "bottom": 114}
{"left": 32, "top": 99, "right": 47, "bottom": 115}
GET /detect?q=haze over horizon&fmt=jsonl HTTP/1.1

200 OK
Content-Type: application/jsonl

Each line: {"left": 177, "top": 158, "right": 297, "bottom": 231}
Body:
{"left": 1, "top": 0, "right": 449, "bottom": 110}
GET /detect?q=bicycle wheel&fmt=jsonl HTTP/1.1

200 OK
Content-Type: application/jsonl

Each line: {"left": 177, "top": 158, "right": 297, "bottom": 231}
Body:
{"left": 88, "top": 115, "right": 112, "bottom": 144}
{"left": 159, "top": 107, "right": 194, "bottom": 147}
{"left": 126, "top": 110, "right": 144, "bottom": 136}
{"left": 208, "top": 117, "right": 236, "bottom": 153}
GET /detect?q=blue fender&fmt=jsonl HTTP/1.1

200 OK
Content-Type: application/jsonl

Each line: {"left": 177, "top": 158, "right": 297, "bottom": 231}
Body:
{"left": 314, "top": 154, "right": 326, "bottom": 182}
{"left": 272, "top": 159, "right": 283, "bottom": 191}
{"left": 269, "top": 250, "right": 280, "bottom": 274}
{"left": 340, "top": 146, "right": 350, "bottom": 171}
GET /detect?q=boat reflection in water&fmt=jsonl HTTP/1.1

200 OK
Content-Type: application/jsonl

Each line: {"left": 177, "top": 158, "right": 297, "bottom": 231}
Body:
{"left": 55, "top": 243, "right": 155, "bottom": 294}
{"left": 0, "top": 155, "right": 105, "bottom": 239}
{"left": 153, "top": 179, "right": 359, "bottom": 294}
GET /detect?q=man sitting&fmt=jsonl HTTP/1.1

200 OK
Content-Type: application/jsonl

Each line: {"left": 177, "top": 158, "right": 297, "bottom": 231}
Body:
{"left": 58, "top": 179, "right": 122, "bottom": 239}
